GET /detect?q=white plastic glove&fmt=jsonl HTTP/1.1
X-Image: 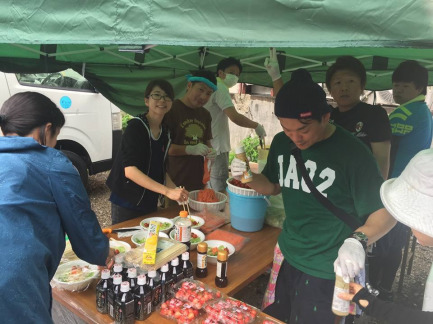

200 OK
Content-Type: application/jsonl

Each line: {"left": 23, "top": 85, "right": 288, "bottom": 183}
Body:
{"left": 230, "top": 157, "right": 246, "bottom": 180}
{"left": 334, "top": 238, "right": 366, "bottom": 279}
{"left": 206, "top": 148, "right": 217, "bottom": 161}
{"left": 264, "top": 48, "right": 281, "bottom": 81}
{"left": 255, "top": 124, "right": 267, "bottom": 137}
{"left": 185, "top": 143, "right": 209, "bottom": 156}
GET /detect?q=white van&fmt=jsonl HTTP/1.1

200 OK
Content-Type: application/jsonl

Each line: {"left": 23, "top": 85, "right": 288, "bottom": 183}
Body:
{"left": 0, "top": 69, "right": 123, "bottom": 186}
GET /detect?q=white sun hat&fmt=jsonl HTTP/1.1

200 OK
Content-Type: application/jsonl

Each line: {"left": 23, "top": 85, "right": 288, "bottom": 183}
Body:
{"left": 380, "top": 149, "right": 433, "bottom": 237}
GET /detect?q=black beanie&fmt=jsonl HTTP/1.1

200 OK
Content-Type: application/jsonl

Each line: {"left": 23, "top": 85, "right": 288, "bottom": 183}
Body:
{"left": 275, "top": 69, "right": 331, "bottom": 119}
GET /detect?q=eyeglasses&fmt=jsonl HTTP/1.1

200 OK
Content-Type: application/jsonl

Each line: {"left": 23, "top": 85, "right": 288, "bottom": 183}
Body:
{"left": 149, "top": 93, "right": 172, "bottom": 102}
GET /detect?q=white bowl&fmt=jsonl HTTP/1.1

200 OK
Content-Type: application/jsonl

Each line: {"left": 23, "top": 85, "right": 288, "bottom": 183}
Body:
{"left": 109, "top": 239, "right": 131, "bottom": 254}
{"left": 172, "top": 215, "right": 205, "bottom": 230}
{"left": 204, "top": 240, "right": 235, "bottom": 264}
{"left": 52, "top": 260, "right": 99, "bottom": 291}
{"left": 188, "top": 190, "right": 227, "bottom": 212}
{"left": 169, "top": 228, "right": 205, "bottom": 250}
{"left": 140, "top": 217, "right": 174, "bottom": 234}
{"left": 131, "top": 230, "right": 169, "bottom": 246}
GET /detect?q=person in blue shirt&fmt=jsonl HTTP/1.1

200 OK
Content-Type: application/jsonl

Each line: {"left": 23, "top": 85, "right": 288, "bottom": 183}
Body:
{"left": 369, "top": 60, "right": 433, "bottom": 301}
{"left": 0, "top": 92, "right": 112, "bottom": 324}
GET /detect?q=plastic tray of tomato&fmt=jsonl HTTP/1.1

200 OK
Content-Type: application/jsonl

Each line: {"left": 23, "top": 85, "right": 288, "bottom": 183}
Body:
{"left": 173, "top": 279, "right": 223, "bottom": 309}
{"left": 202, "top": 297, "right": 260, "bottom": 324}
{"left": 159, "top": 297, "right": 203, "bottom": 324}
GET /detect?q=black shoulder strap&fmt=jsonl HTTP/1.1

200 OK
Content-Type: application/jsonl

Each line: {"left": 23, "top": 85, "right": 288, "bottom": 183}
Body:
{"left": 291, "top": 146, "right": 361, "bottom": 231}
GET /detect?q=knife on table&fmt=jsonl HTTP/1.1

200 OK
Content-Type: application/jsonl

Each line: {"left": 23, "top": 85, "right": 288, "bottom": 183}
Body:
{"left": 102, "top": 226, "right": 142, "bottom": 234}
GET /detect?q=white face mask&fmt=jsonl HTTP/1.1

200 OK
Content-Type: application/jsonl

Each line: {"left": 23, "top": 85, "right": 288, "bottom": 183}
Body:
{"left": 222, "top": 74, "right": 239, "bottom": 88}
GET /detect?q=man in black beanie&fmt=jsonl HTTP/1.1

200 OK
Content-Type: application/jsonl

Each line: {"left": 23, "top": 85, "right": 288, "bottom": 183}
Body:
{"left": 231, "top": 69, "right": 396, "bottom": 323}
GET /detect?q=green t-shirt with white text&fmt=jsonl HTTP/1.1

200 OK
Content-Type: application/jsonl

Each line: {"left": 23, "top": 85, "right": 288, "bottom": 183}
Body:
{"left": 262, "top": 125, "right": 384, "bottom": 279}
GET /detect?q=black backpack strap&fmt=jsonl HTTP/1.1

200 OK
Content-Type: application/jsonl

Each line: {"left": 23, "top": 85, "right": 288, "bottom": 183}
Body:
{"left": 291, "top": 146, "right": 361, "bottom": 231}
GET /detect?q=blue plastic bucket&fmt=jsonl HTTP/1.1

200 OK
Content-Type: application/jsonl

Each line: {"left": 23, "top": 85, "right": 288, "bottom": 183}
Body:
{"left": 227, "top": 188, "right": 268, "bottom": 232}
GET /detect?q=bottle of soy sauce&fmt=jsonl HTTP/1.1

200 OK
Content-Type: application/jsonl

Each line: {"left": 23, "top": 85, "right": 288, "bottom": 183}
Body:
{"left": 112, "top": 263, "right": 123, "bottom": 280}
{"left": 108, "top": 274, "right": 122, "bottom": 319}
{"left": 215, "top": 250, "right": 228, "bottom": 288}
{"left": 195, "top": 242, "right": 208, "bottom": 278}
{"left": 134, "top": 274, "right": 152, "bottom": 320}
{"left": 147, "top": 270, "right": 162, "bottom": 310}
{"left": 96, "top": 269, "right": 112, "bottom": 314}
{"left": 181, "top": 252, "right": 194, "bottom": 279}
{"left": 127, "top": 268, "right": 137, "bottom": 291}
{"left": 113, "top": 282, "right": 135, "bottom": 324}
{"left": 171, "top": 257, "right": 184, "bottom": 283}
{"left": 160, "top": 263, "right": 174, "bottom": 302}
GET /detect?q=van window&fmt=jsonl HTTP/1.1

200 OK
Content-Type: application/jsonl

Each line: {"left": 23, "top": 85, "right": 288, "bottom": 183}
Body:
{"left": 16, "top": 69, "right": 95, "bottom": 92}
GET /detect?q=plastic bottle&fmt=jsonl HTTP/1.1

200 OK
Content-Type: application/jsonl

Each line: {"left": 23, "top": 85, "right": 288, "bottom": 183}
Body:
{"left": 332, "top": 265, "right": 350, "bottom": 316}
{"left": 112, "top": 263, "right": 123, "bottom": 280}
{"left": 195, "top": 242, "right": 208, "bottom": 278}
{"left": 108, "top": 274, "right": 122, "bottom": 319}
{"left": 96, "top": 269, "right": 112, "bottom": 314}
{"left": 215, "top": 250, "right": 228, "bottom": 288}
{"left": 175, "top": 210, "right": 192, "bottom": 251}
{"left": 160, "top": 263, "right": 174, "bottom": 302}
{"left": 113, "top": 281, "right": 135, "bottom": 324}
{"left": 171, "top": 257, "right": 184, "bottom": 283}
{"left": 181, "top": 252, "right": 194, "bottom": 279}
{"left": 235, "top": 145, "right": 253, "bottom": 183}
{"left": 114, "top": 254, "right": 128, "bottom": 280}
{"left": 127, "top": 268, "right": 137, "bottom": 291}
{"left": 134, "top": 274, "right": 152, "bottom": 321}
{"left": 147, "top": 270, "right": 162, "bottom": 309}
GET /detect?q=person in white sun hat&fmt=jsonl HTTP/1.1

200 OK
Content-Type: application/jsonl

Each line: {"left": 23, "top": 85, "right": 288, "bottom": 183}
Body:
{"left": 339, "top": 148, "right": 433, "bottom": 323}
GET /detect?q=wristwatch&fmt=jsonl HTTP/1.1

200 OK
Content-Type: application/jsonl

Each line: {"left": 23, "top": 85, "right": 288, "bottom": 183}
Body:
{"left": 350, "top": 232, "right": 368, "bottom": 250}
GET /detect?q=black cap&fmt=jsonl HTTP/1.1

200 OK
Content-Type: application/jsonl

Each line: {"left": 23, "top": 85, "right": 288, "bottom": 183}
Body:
{"left": 275, "top": 69, "right": 331, "bottom": 119}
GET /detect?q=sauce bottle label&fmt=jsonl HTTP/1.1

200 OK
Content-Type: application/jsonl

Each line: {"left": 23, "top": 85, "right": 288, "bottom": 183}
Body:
{"left": 197, "top": 254, "right": 207, "bottom": 269}
{"left": 217, "top": 261, "right": 227, "bottom": 277}
{"left": 175, "top": 225, "right": 191, "bottom": 243}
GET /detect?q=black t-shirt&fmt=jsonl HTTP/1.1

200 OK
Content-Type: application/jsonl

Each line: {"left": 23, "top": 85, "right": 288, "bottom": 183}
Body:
{"left": 330, "top": 102, "right": 391, "bottom": 150}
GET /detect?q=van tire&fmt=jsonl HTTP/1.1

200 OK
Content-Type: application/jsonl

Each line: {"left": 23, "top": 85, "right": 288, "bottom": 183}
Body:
{"left": 62, "top": 150, "right": 89, "bottom": 187}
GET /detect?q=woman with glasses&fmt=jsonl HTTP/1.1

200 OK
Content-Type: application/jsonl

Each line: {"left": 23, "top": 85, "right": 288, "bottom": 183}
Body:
{"left": 107, "top": 79, "right": 189, "bottom": 224}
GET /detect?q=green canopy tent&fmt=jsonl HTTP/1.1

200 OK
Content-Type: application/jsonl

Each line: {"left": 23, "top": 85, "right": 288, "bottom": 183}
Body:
{"left": 1, "top": 0, "right": 433, "bottom": 115}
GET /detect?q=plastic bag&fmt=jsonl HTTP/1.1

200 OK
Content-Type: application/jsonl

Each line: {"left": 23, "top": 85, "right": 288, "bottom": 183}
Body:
{"left": 264, "top": 194, "right": 286, "bottom": 228}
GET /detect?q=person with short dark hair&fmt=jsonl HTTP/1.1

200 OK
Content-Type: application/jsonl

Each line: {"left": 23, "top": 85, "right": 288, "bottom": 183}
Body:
{"left": 325, "top": 56, "right": 392, "bottom": 179}
{"left": 204, "top": 57, "right": 266, "bottom": 191}
{"left": 231, "top": 69, "right": 396, "bottom": 323}
{"left": 106, "top": 79, "right": 188, "bottom": 224}
{"left": 0, "top": 92, "right": 112, "bottom": 323}
{"left": 165, "top": 70, "right": 217, "bottom": 192}
{"left": 368, "top": 60, "right": 433, "bottom": 300}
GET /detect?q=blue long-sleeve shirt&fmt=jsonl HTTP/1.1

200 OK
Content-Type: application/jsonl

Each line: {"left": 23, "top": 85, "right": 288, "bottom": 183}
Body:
{"left": 0, "top": 136, "right": 109, "bottom": 323}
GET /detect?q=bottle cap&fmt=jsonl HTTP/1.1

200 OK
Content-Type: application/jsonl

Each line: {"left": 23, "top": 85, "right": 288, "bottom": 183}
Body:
{"left": 127, "top": 268, "right": 137, "bottom": 278}
{"left": 217, "top": 250, "right": 228, "bottom": 262}
{"left": 137, "top": 275, "right": 146, "bottom": 285}
{"left": 171, "top": 258, "right": 179, "bottom": 266}
{"left": 120, "top": 281, "right": 130, "bottom": 292}
{"left": 197, "top": 242, "right": 208, "bottom": 253}
{"left": 113, "top": 263, "right": 122, "bottom": 273}
{"left": 179, "top": 211, "right": 188, "bottom": 218}
{"left": 181, "top": 252, "right": 190, "bottom": 260}
{"left": 114, "top": 254, "right": 124, "bottom": 264}
{"left": 235, "top": 146, "right": 245, "bottom": 154}
{"left": 101, "top": 269, "right": 111, "bottom": 279}
{"left": 113, "top": 274, "right": 122, "bottom": 285}
{"left": 161, "top": 264, "right": 169, "bottom": 272}
{"left": 148, "top": 270, "right": 156, "bottom": 278}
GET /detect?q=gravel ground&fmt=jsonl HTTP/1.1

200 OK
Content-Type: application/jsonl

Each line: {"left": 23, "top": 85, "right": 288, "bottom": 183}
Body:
{"left": 88, "top": 172, "right": 433, "bottom": 317}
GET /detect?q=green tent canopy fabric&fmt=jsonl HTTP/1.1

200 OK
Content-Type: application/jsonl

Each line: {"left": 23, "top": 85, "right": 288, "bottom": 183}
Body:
{"left": 1, "top": 1, "right": 433, "bottom": 114}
